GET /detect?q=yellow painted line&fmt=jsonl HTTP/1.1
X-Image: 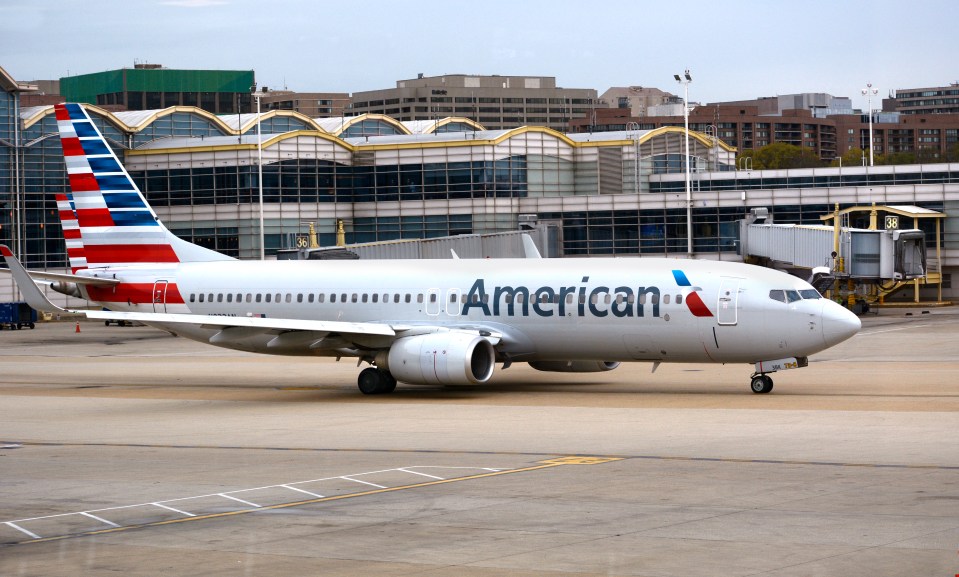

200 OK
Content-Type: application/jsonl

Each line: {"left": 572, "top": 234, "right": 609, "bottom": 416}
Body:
{"left": 9, "top": 457, "right": 620, "bottom": 547}
{"left": 538, "top": 456, "right": 624, "bottom": 466}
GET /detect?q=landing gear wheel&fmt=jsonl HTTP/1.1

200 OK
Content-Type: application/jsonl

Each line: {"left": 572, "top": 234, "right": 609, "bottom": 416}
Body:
{"left": 750, "top": 374, "right": 774, "bottom": 394}
{"left": 358, "top": 367, "right": 396, "bottom": 395}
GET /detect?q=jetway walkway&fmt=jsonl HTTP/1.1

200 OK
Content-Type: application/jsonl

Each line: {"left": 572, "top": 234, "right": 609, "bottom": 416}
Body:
{"left": 740, "top": 205, "right": 946, "bottom": 307}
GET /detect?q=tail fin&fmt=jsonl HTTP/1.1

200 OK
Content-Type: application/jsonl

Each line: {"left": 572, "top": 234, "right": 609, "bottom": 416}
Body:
{"left": 55, "top": 193, "right": 87, "bottom": 273}
{"left": 54, "top": 103, "right": 232, "bottom": 266}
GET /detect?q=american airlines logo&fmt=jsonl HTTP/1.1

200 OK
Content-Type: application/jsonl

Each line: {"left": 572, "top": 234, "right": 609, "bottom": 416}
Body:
{"left": 461, "top": 272, "right": 711, "bottom": 319}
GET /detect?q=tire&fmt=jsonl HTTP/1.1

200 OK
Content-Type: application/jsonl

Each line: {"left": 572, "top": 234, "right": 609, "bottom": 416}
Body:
{"left": 750, "top": 375, "right": 774, "bottom": 394}
{"left": 358, "top": 367, "right": 384, "bottom": 395}
{"left": 28, "top": 322, "right": 35, "bottom": 329}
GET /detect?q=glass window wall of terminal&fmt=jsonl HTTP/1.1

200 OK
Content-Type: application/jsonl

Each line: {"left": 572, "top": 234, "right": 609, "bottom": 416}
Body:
{"left": 0, "top": 91, "right": 14, "bottom": 251}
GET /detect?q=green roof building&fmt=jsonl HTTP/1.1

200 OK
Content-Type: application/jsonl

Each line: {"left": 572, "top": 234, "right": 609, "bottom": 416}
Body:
{"left": 60, "top": 63, "right": 254, "bottom": 114}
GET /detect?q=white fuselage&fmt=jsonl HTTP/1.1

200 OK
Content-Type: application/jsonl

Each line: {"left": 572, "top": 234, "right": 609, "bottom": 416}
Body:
{"left": 87, "top": 257, "right": 857, "bottom": 365}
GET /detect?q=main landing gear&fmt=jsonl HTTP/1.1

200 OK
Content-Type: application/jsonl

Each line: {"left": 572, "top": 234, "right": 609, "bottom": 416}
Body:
{"left": 750, "top": 374, "right": 774, "bottom": 394}
{"left": 357, "top": 367, "right": 397, "bottom": 395}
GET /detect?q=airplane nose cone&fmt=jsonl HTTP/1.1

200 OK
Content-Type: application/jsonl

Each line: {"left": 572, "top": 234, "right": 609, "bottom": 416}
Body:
{"left": 821, "top": 300, "right": 861, "bottom": 347}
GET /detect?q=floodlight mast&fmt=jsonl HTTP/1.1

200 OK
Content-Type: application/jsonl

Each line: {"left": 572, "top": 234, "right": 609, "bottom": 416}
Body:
{"left": 861, "top": 83, "right": 879, "bottom": 167}
{"left": 676, "top": 69, "right": 693, "bottom": 257}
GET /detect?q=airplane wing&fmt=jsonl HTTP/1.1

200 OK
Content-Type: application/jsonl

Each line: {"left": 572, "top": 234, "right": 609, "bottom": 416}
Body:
{"left": 2, "top": 243, "right": 503, "bottom": 355}
{"left": 84, "top": 309, "right": 396, "bottom": 337}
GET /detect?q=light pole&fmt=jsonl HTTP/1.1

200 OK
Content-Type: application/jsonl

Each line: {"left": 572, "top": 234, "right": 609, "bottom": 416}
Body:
{"left": 674, "top": 69, "right": 693, "bottom": 257}
{"left": 252, "top": 86, "right": 265, "bottom": 260}
{"left": 862, "top": 82, "right": 878, "bottom": 167}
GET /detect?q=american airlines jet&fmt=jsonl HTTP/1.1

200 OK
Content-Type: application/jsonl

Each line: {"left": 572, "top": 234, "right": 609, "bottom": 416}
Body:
{"left": 1, "top": 103, "right": 861, "bottom": 395}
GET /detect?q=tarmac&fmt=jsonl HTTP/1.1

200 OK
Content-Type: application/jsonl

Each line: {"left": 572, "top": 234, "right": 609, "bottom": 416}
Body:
{"left": 0, "top": 307, "right": 957, "bottom": 576}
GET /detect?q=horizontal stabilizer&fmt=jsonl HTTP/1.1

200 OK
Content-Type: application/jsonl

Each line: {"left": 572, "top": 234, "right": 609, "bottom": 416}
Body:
{"left": 0, "top": 245, "right": 69, "bottom": 313}
{"left": 3, "top": 269, "right": 120, "bottom": 287}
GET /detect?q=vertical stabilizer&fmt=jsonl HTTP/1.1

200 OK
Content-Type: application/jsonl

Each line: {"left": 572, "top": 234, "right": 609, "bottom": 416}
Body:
{"left": 54, "top": 103, "right": 233, "bottom": 266}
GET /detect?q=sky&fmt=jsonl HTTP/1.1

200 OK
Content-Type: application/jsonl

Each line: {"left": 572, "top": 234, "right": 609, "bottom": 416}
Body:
{"left": 2, "top": 0, "right": 957, "bottom": 105}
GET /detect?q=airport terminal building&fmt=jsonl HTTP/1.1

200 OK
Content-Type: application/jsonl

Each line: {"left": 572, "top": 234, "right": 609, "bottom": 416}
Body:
{"left": 2, "top": 70, "right": 959, "bottom": 303}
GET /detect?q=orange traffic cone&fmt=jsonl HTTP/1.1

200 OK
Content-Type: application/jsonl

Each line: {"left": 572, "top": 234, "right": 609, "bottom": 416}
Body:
{"left": 75, "top": 321, "right": 80, "bottom": 333}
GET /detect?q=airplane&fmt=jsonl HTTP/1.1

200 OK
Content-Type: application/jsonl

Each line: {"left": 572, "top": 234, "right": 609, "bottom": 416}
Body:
{"left": 0, "top": 102, "right": 861, "bottom": 395}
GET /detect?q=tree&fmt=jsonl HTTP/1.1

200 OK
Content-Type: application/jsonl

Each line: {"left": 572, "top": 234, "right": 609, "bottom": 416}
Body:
{"left": 884, "top": 151, "right": 916, "bottom": 165}
{"left": 948, "top": 143, "right": 959, "bottom": 163}
{"left": 751, "top": 142, "right": 823, "bottom": 169}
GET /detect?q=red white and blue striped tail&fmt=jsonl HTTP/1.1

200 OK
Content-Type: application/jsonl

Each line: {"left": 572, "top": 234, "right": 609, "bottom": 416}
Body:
{"left": 55, "top": 193, "right": 87, "bottom": 273}
{"left": 54, "top": 102, "right": 232, "bottom": 267}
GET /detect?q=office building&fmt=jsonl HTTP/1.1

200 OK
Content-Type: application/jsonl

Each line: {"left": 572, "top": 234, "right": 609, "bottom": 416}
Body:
{"left": 349, "top": 74, "right": 597, "bottom": 132}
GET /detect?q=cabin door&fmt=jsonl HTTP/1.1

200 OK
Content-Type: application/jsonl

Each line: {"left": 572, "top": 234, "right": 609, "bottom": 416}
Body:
{"left": 152, "top": 280, "right": 169, "bottom": 313}
{"left": 716, "top": 278, "right": 740, "bottom": 326}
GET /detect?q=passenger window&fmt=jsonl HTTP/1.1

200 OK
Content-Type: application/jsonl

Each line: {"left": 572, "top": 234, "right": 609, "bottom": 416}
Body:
{"left": 330, "top": 294, "right": 336, "bottom": 303}
{"left": 341, "top": 293, "right": 347, "bottom": 302}
{"left": 190, "top": 294, "right": 196, "bottom": 303}
{"left": 769, "top": 290, "right": 786, "bottom": 303}
{"left": 372, "top": 294, "right": 378, "bottom": 303}
{"left": 255, "top": 294, "right": 262, "bottom": 303}
{"left": 317, "top": 294, "right": 324, "bottom": 303}
{"left": 652, "top": 294, "right": 659, "bottom": 304}
{"left": 362, "top": 294, "right": 368, "bottom": 303}
{"left": 589, "top": 294, "right": 598, "bottom": 305}
{"left": 663, "top": 294, "right": 671, "bottom": 305}
{"left": 217, "top": 294, "right": 223, "bottom": 303}
{"left": 786, "top": 290, "right": 801, "bottom": 303}
{"left": 276, "top": 293, "right": 282, "bottom": 303}
{"left": 198, "top": 294, "right": 204, "bottom": 303}
{"left": 297, "top": 294, "right": 303, "bottom": 303}
{"left": 417, "top": 294, "right": 424, "bottom": 304}
{"left": 351, "top": 293, "right": 358, "bottom": 303}
{"left": 208, "top": 293, "right": 213, "bottom": 302}
{"left": 566, "top": 294, "right": 574, "bottom": 305}
{"left": 265, "top": 294, "right": 272, "bottom": 303}
{"left": 800, "top": 289, "right": 821, "bottom": 299}
{"left": 676, "top": 295, "right": 683, "bottom": 305}
{"left": 405, "top": 294, "right": 411, "bottom": 303}
{"left": 227, "top": 294, "right": 233, "bottom": 303}
{"left": 307, "top": 294, "right": 314, "bottom": 303}
{"left": 449, "top": 294, "right": 457, "bottom": 303}
{"left": 395, "top": 294, "right": 401, "bottom": 303}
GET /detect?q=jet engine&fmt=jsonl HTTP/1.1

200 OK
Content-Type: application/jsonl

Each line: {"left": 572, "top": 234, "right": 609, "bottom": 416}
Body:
{"left": 528, "top": 360, "right": 621, "bottom": 373}
{"left": 378, "top": 331, "right": 496, "bottom": 385}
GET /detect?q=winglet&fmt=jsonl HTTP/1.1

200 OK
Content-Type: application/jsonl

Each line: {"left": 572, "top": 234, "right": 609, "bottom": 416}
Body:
{"left": 521, "top": 234, "right": 542, "bottom": 259}
{"left": 0, "top": 245, "right": 68, "bottom": 313}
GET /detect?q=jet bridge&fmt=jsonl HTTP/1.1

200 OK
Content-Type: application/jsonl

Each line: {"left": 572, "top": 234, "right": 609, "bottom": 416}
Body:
{"left": 740, "top": 204, "right": 944, "bottom": 307}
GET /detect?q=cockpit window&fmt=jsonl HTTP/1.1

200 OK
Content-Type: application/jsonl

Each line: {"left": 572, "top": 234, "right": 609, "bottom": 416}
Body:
{"left": 768, "top": 290, "right": 786, "bottom": 303}
{"left": 800, "top": 289, "right": 821, "bottom": 299}
{"left": 785, "top": 290, "right": 802, "bottom": 303}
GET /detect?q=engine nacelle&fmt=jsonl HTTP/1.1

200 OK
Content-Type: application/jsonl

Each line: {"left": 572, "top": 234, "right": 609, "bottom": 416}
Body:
{"left": 50, "top": 281, "right": 82, "bottom": 298}
{"left": 380, "top": 331, "right": 496, "bottom": 385}
{"left": 528, "top": 360, "right": 621, "bottom": 373}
